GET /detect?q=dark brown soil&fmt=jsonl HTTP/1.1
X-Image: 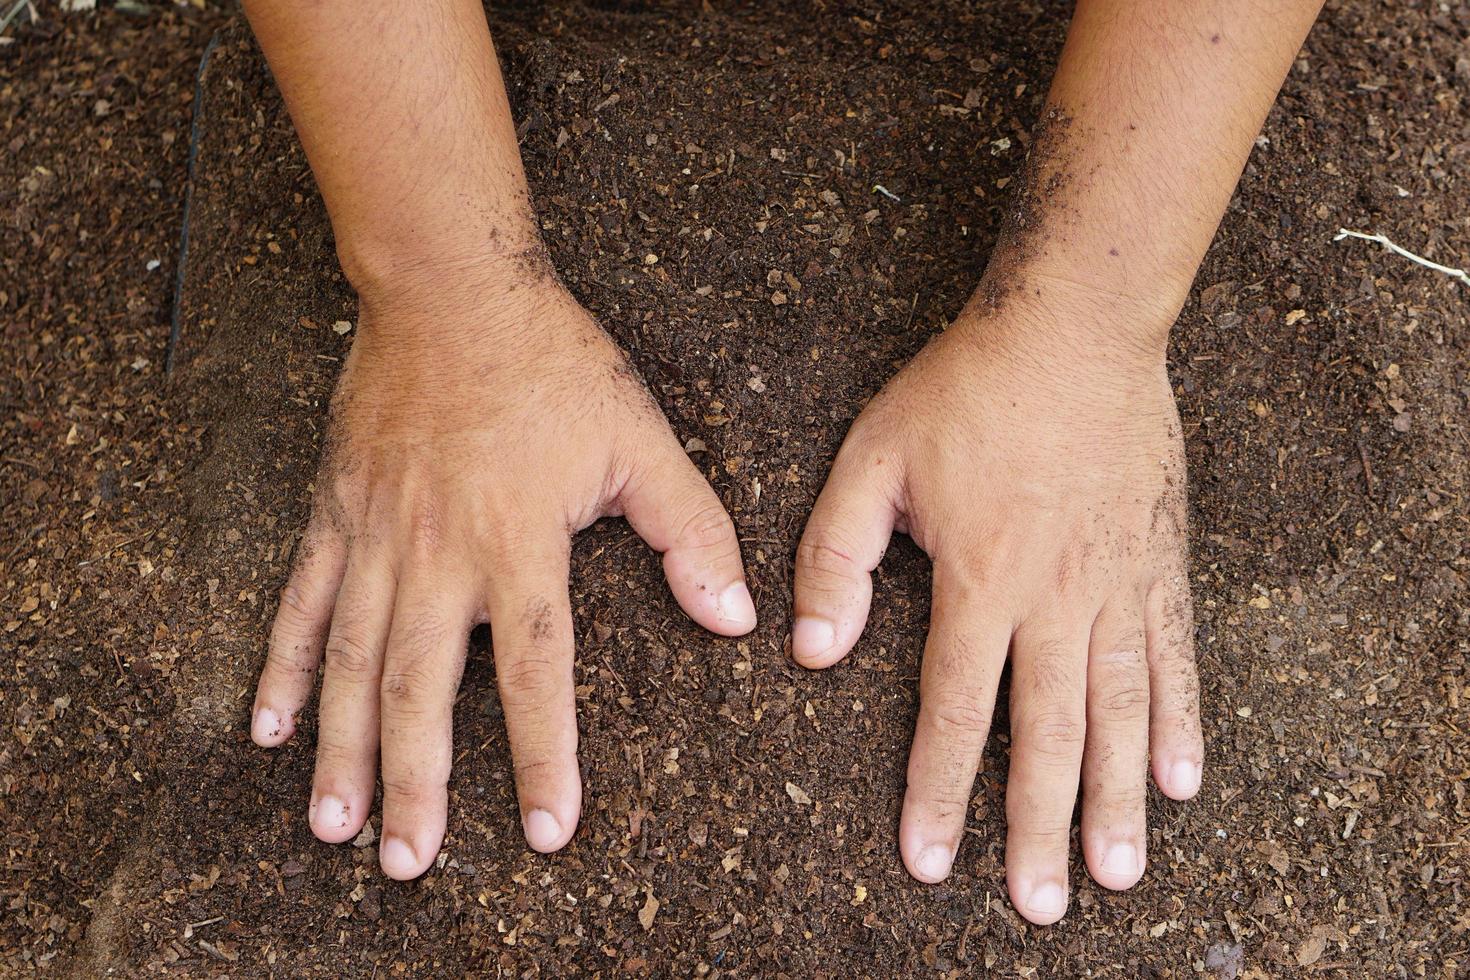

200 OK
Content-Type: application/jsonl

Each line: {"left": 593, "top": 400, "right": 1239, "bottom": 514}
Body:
{"left": 3, "top": 1, "right": 1468, "bottom": 975}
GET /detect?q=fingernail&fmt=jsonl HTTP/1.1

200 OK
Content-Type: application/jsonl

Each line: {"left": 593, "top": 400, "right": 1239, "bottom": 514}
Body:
{"left": 1026, "top": 881, "right": 1067, "bottom": 920}
{"left": 523, "top": 808, "right": 563, "bottom": 852}
{"left": 1169, "top": 759, "right": 1202, "bottom": 796}
{"left": 252, "top": 706, "right": 286, "bottom": 743}
{"left": 791, "top": 616, "right": 835, "bottom": 662}
{"left": 311, "top": 794, "right": 348, "bottom": 832}
{"left": 716, "top": 582, "right": 757, "bottom": 631}
{"left": 912, "top": 843, "right": 953, "bottom": 883}
{"left": 379, "top": 836, "right": 419, "bottom": 879}
{"left": 1101, "top": 842, "right": 1140, "bottom": 878}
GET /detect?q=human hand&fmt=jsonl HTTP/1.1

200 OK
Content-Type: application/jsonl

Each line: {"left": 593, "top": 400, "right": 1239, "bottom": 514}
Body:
{"left": 791, "top": 293, "right": 1202, "bottom": 924}
{"left": 249, "top": 261, "right": 756, "bottom": 879}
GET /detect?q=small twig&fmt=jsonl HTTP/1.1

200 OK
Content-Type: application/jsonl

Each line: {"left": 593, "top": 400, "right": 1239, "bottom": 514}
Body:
{"left": 166, "top": 29, "right": 223, "bottom": 375}
{"left": 0, "top": 0, "right": 32, "bottom": 35}
{"left": 1334, "top": 228, "right": 1470, "bottom": 288}
{"left": 76, "top": 526, "right": 159, "bottom": 567}
{"left": 1357, "top": 441, "right": 1375, "bottom": 497}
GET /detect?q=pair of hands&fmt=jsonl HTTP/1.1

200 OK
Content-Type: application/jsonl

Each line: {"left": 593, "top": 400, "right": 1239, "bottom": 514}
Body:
{"left": 250, "top": 259, "right": 1202, "bottom": 926}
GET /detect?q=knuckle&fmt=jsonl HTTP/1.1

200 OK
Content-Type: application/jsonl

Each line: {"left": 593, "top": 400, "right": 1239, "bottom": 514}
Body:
{"left": 796, "top": 537, "right": 857, "bottom": 580}
{"left": 277, "top": 581, "right": 322, "bottom": 624}
{"left": 1097, "top": 682, "right": 1150, "bottom": 716}
{"left": 324, "top": 630, "right": 377, "bottom": 678}
{"left": 312, "top": 733, "right": 362, "bottom": 768}
{"left": 1099, "top": 678, "right": 1152, "bottom": 717}
{"left": 908, "top": 783, "right": 972, "bottom": 816}
{"left": 1010, "top": 811, "right": 1074, "bottom": 845}
{"left": 1093, "top": 784, "right": 1149, "bottom": 814}
{"left": 1050, "top": 545, "right": 1082, "bottom": 597}
{"left": 482, "top": 520, "right": 542, "bottom": 566}
{"left": 380, "top": 661, "right": 437, "bottom": 709}
{"left": 675, "top": 499, "right": 736, "bottom": 551}
{"left": 261, "top": 643, "right": 309, "bottom": 683}
{"left": 496, "top": 654, "right": 565, "bottom": 709}
{"left": 1026, "top": 712, "right": 1086, "bottom": 758}
{"left": 1091, "top": 648, "right": 1150, "bottom": 716}
{"left": 381, "top": 775, "right": 441, "bottom": 806}
{"left": 925, "top": 690, "right": 994, "bottom": 737}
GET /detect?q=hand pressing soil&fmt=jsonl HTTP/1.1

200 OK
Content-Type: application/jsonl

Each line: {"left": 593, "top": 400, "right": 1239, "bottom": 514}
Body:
{"left": 250, "top": 263, "right": 756, "bottom": 879}
{"left": 793, "top": 291, "right": 1202, "bottom": 924}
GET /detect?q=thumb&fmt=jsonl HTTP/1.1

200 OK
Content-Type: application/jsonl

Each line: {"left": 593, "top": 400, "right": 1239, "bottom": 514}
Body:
{"left": 619, "top": 442, "right": 756, "bottom": 636}
{"left": 791, "top": 444, "right": 899, "bottom": 669}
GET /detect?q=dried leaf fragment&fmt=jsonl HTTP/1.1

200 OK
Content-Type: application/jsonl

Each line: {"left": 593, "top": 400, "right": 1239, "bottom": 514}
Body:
{"left": 638, "top": 886, "right": 660, "bottom": 931}
{"left": 785, "top": 781, "right": 812, "bottom": 805}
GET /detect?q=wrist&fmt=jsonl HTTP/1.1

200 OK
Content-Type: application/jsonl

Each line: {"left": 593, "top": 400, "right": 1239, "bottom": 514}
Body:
{"left": 950, "top": 267, "right": 1181, "bottom": 382}
{"left": 335, "top": 209, "right": 551, "bottom": 309}
{"left": 342, "top": 237, "right": 578, "bottom": 363}
{"left": 961, "top": 248, "right": 1187, "bottom": 363}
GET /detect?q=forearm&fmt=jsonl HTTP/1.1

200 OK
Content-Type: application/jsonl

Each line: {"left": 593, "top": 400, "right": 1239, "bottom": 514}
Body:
{"left": 976, "top": 0, "right": 1323, "bottom": 349}
{"left": 241, "top": 0, "right": 537, "bottom": 296}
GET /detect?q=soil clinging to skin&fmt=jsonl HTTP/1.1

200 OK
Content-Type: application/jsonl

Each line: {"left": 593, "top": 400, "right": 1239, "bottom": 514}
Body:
{"left": 2, "top": 0, "right": 1467, "bottom": 975}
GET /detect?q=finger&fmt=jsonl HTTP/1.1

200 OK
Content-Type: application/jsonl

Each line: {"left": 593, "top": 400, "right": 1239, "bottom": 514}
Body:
{"left": 790, "top": 445, "right": 899, "bottom": 668}
{"left": 1005, "top": 616, "right": 1090, "bottom": 926}
{"left": 898, "top": 564, "right": 1011, "bottom": 883}
{"left": 620, "top": 445, "right": 756, "bottom": 636}
{"left": 485, "top": 530, "right": 581, "bottom": 855}
{"left": 1080, "top": 593, "right": 1150, "bottom": 891}
{"left": 376, "top": 571, "right": 475, "bottom": 880}
{"left": 1145, "top": 568, "right": 1204, "bottom": 800}
{"left": 308, "top": 553, "right": 394, "bottom": 845}
{"left": 253, "top": 516, "right": 347, "bottom": 746}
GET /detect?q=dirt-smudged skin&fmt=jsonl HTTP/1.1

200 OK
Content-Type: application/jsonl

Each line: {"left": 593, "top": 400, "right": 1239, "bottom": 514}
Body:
{"left": 3, "top": 1, "right": 1466, "bottom": 976}
{"left": 971, "top": 105, "right": 1079, "bottom": 313}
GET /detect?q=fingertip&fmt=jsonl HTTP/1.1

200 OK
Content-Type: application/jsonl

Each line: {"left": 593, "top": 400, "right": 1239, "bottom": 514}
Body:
{"left": 379, "top": 835, "right": 428, "bottom": 881}
{"left": 517, "top": 773, "right": 582, "bottom": 854}
{"left": 789, "top": 615, "right": 838, "bottom": 668}
{"left": 523, "top": 806, "right": 576, "bottom": 853}
{"left": 1156, "top": 757, "right": 1202, "bottom": 800}
{"left": 903, "top": 841, "right": 956, "bottom": 884}
{"left": 660, "top": 550, "right": 756, "bottom": 638}
{"left": 898, "top": 792, "right": 964, "bottom": 884}
{"left": 790, "top": 538, "right": 876, "bottom": 669}
{"left": 1087, "top": 839, "right": 1145, "bottom": 891}
{"left": 250, "top": 705, "right": 294, "bottom": 747}
{"left": 712, "top": 581, "right": 757, "bottom": 636}
{"left": 1010, "top": 877, "right": 1069, "bottom": 926}
{"left": 309, "top": 793, "right": 360, "bottom": 845}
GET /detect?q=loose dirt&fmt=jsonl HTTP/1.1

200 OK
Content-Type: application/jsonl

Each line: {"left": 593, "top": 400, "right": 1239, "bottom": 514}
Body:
{"left": 2, "top": 1, "right": 1467, "bottom": 975}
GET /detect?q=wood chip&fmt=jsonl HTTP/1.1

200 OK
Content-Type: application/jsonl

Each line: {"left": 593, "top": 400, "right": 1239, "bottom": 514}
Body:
{"left": 638, "top": 886, "right": 660, "bottom": 931}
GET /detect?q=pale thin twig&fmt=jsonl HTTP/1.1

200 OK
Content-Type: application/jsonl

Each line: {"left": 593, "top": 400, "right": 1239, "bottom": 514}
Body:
{"left": 1334, "top": 228, "right": 1470, "bottom": 289}
{"left": 0, "top": 0, "right": 32, "bottom": 35}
